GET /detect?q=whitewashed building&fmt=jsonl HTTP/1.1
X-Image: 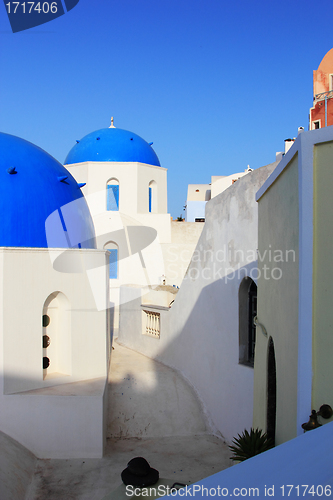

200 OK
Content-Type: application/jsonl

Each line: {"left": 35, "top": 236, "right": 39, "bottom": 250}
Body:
{"left": 118, "top": 158, "right": 279, "bottom": 443}
{"left": 0, "top": 132, "right": 110, "bottom": 458}
{"left": 65, "top": 120, "right": 203, "bottom": 333}
{"left": 185, "top": 167, "right": 253, "bottom": 222}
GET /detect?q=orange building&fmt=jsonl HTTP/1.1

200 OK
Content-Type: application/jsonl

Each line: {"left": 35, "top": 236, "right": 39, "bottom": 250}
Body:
{"left": 309, "top": 48, "right": 333, "bottom": 130}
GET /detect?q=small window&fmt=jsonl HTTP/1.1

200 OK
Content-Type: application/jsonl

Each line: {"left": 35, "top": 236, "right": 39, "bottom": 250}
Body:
{"left": 330, "top": 74, "right": 333, "bottom": 91}
{"left": 314, "top": 121, "right": 320, "bottom": 129}
{"left": 148, "top": 180, "right": 157, "bottom": 213}
{"left": 149, "top": 187, "right": 152, "bottom": 213}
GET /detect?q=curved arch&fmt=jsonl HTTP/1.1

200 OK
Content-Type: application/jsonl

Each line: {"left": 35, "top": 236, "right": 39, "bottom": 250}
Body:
{"left": 104, "top": 241, "right": 119, "bottom": 279}
{"left": 149, "top": 180, "right": 157, "bottom": 213}
{"left": 238, "top": 276, "right": 257, "bottom": 366}
{"left": 106, "top": 178, "right": 119, "bottom": 211}
{"left": 267, "top": 336, "right": 277, "bottom": 445}
{"left": 42, "top": 291, "right": 71, "bottom": 379}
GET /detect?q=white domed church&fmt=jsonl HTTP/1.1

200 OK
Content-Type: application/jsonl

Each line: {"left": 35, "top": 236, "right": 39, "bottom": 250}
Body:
{"left": 0, "top": 122, "right": 202, "bottom": 459}
{"left": 0, "top": 132, "right": 110, "bottom": 458}
{"left": 64, "top": 120, "right": 203, "bottom": 334}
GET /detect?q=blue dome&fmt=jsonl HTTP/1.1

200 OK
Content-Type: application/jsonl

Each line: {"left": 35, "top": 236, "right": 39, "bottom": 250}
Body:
{"left": 64, "top": 127, "right": 161, "bottom": 166}
{"left": 0, "top": 132, "right": 96, "bottom": 249}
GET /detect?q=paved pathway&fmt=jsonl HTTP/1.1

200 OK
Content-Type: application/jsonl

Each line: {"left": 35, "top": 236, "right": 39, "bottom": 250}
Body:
{"left": 27, "top": 343, "right": 232, "bottom": 499}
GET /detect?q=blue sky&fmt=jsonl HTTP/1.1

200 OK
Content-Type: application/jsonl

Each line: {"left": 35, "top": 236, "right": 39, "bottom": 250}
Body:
{"left": 0, "top": 0, "right": 332, "bottom": 218}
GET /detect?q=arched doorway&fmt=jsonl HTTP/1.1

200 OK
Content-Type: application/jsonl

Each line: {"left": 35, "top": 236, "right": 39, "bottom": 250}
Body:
{"left": 42, "top": 292, "right": 71, "bottom": 379}
{"left": 267, "top": 336, "right": 277, "bottom": 445}
{"left": 238, "top": 276, "right": 257, "bottom": 366}
{"left": 104, "top": 241, "right": 119, "bottom": 280}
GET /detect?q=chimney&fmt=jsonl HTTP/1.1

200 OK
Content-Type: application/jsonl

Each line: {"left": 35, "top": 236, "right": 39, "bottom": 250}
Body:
{"left": 284, "top": 138, "right": 295, "bottom": 154}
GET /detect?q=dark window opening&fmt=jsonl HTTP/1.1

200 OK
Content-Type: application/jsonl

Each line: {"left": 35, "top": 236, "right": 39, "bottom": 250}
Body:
{"left": 248, "top": 280, "right": 257, "bottom": 364}
{"left": 239, "top": 277, "right": 257, "bottom": 367}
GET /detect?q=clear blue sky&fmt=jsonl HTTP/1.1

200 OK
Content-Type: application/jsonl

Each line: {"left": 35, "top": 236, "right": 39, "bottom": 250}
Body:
{"left": 1, "top": 0, "right": 332, "bottom": 218}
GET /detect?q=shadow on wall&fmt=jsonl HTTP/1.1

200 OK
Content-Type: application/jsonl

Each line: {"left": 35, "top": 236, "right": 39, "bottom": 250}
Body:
{"left": 115, "top": 163, "right": 279, "bottom": 443}
{"left": 107, "top": 343, "right": 208, "bottom": 439}
{"left": 117, "top": 263, "right": 259, "bottom": 444}
{"left": 0, "top": 431, "right": 36, "bottom": 500}
{"left": 0, "top": 371, "right": 107, "bottom": 460}
{"left": 158, "top": 263, "right": 258, "bottom": 444}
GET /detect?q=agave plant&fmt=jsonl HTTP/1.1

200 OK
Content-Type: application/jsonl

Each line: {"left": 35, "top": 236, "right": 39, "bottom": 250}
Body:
{"left": 229, "top": 428, "right": 274, "bottom": 462}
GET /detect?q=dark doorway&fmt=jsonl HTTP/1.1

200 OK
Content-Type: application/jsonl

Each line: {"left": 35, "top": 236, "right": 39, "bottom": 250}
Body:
{"left": 267, "top": 337, "right": 277, "bottom": 445}
{"left": 238, "top": 277, "right": 257, "bottom": 366}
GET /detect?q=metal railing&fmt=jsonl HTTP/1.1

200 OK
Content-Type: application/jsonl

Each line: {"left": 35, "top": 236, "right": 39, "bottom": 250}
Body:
{"left": 314, "top": 90, "right": 333, "bottom": 101}
{"left": 313, "top": 90, "right": 333, "bottom": 127}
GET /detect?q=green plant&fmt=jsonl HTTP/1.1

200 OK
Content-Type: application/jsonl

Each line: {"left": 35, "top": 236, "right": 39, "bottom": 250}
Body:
{"left": 229, "top": 428, "right": 274, "bottom": 462}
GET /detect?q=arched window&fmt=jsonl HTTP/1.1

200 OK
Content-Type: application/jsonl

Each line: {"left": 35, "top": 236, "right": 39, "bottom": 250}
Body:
{"left": 104, "top": 241, "right": 119, "bottom": 279}
{"left": 238, "top": 277, "right": 257, "bottom": 366}
{"left": 149, "top": 180, "right": 157, "bottom": 213}
{"left": 42, "top": 292, "right": 71, "bottom": 379}
{"left": 107, "top": 178, "right": 119, "bottom": 211}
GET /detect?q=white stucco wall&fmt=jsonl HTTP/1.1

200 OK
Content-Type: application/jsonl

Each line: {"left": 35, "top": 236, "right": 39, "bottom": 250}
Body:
{"left": 67, "top": 159, "right": 205, "bottom": 340}
{"left": 66, "top": 161, "right": 167, "bottom": 216}
{"left": 253, "top": 127, "right": 333, "bottom": 445}
{"left": 118, "top": 162, "right": 278, "bottom": 443}
{"left": 162, "top": 221, "right": 204, "bottom": 287}
{"left": 137, "top": 163, "right": 168, "bottom": 214}
{"left": 312, "top": 140, "right": 333, "bottom": 418}
{"left": 0, "top": 247, "right": 109, "bottom": 458}
{"left": 118, "top": 285, "right": 171, "bottom": 357}
{"left": 211, "top": 170, "right": 250, "bottom": 198}
{"left": 187, "top": 184, "right": 211, "bottom": 202}
{"left": 185, "top": 200, "right": 207, "bottom": 222}
{"left": 253, "top": 154, "right": 299, "bottom": 444}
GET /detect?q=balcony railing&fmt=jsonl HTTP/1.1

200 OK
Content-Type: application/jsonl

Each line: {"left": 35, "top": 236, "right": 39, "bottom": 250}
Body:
{"left": 314, "top": 90, "right": 333, "bottom": 101}
{"left": 143, "top": 309, "right": 160, "bottom": 338}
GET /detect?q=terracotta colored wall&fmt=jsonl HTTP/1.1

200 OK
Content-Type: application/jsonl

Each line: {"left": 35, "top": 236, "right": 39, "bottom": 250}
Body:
{"left": 313, "top": 48, "right": 333, "bottom": 95}
{"left": 310, "top": 49, "right": 333, "bottom": 129}
{"left": 310, "top": 98, "right": 333, "bottom": 128}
